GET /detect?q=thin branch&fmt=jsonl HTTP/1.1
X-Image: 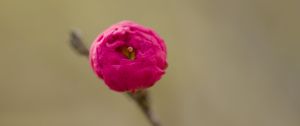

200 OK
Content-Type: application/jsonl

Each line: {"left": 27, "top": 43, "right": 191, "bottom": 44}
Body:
{"left": 127, "top": 90, "right": 160, "bottom": 126}
{"left": 70, "top": 30, "right": 89, "bottom": 57}
{"left": 69, "top": 30, "right": 161, "bottom": 126}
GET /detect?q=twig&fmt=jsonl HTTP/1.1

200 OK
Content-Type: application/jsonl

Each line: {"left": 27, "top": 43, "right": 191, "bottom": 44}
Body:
{"left": 127, "top": 90, "right": 160, "bottom": 126}
{"left": 70, "top": 30, "right": 89, "bottom": 57}
{"left": 69, "top": 30, "right": 161, "bottom": 126}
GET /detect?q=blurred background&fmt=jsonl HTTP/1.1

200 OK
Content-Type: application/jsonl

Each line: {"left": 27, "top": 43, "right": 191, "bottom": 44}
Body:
{"left": 0, "top": 0, "right": 299, "bottom": 126}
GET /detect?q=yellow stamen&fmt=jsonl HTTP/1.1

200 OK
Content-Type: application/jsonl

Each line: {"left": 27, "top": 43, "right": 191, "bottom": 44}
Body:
{"left": 121, "top": 46, "right": 135, "bottom": 60}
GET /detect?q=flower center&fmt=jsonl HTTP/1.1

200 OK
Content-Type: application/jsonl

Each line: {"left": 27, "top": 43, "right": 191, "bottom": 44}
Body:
{"left": 121, "top": 46, "right": 135, "bottom": 60}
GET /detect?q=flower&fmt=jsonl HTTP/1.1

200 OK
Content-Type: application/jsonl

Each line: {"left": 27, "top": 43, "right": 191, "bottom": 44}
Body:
{"left": 89, "top": 21, "right": 168, "bottom": 92}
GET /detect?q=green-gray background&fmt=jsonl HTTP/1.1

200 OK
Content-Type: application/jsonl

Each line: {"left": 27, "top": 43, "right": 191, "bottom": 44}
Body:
{"left": 0, "top": 0, "right": 299, "bottom": 126}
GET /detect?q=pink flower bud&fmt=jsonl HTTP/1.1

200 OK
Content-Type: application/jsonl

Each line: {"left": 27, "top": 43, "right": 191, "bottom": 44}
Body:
{"left": 89, "top": 21, "right": 167, "bottom": 92}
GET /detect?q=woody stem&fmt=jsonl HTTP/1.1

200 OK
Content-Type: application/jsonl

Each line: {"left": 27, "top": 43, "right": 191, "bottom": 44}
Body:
{"left": 127, "top": 90, "right": 160, "bottom": 126}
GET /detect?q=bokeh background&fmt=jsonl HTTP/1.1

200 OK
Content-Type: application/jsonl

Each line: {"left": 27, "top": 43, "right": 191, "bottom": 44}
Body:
{"left": 0, "top": 0, "right": 299, "bottom": 126}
